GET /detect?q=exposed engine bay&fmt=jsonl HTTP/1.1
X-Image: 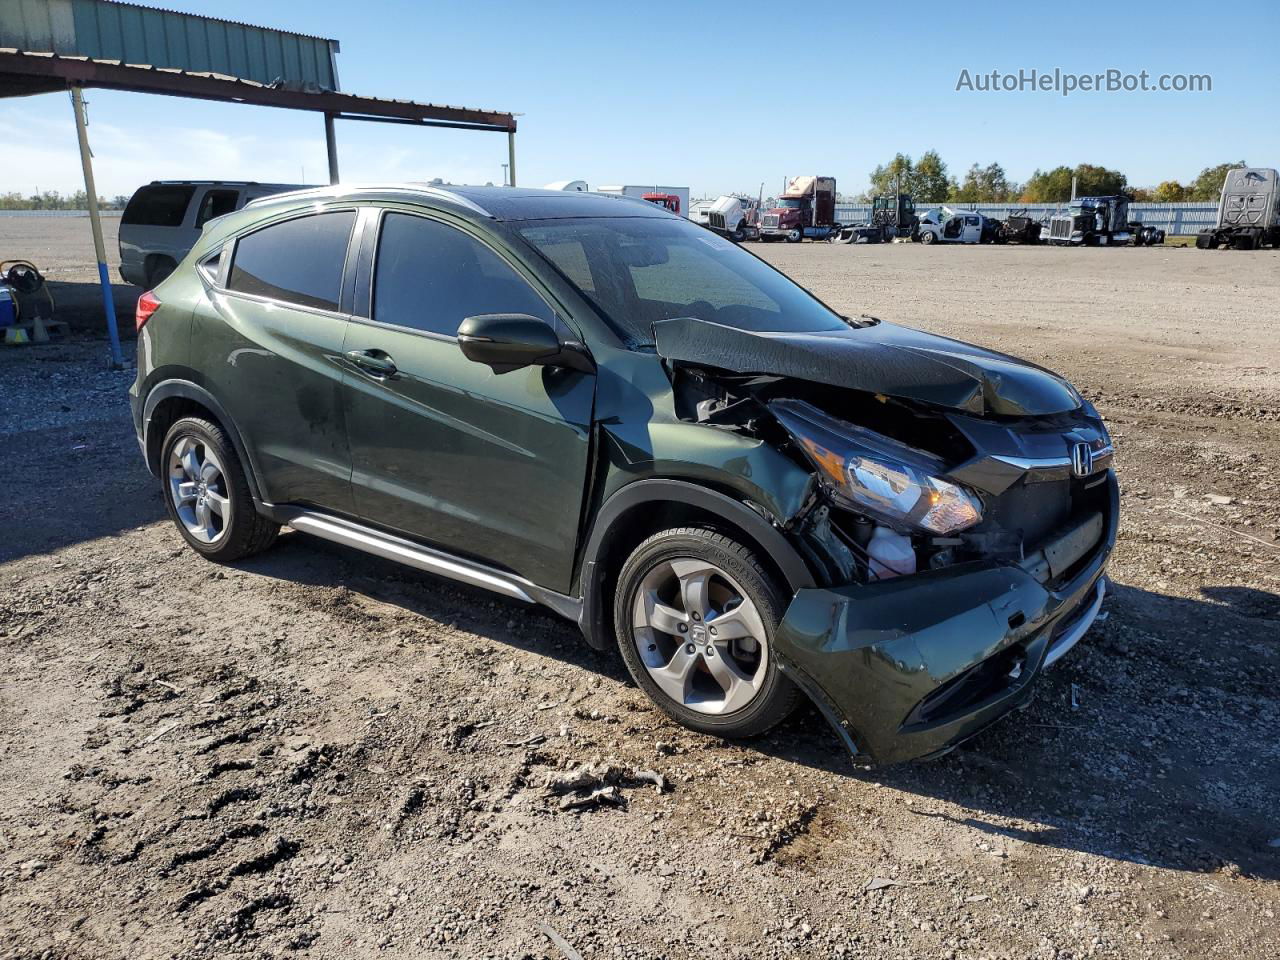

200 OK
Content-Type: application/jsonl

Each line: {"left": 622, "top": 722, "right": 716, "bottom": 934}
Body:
{"left": 655, "top": 315, "right": 1115, "bottom": 594}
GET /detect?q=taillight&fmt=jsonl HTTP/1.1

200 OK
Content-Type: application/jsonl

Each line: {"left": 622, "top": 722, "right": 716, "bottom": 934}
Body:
{"left": 136, "top": 290, "right": 161, "bottom": 331}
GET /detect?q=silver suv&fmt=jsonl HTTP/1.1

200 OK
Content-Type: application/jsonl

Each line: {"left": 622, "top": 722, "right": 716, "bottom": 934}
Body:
{"left": 118, "top": 181, "right": 307, "bottom": 287}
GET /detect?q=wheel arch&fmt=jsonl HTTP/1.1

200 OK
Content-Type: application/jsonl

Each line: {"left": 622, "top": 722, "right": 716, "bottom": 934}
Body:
{"left": 575, "top": 478, "right": 816, "bottom": 650}
{"left": 142, "top": 379, "right": 264, "bottom": 503}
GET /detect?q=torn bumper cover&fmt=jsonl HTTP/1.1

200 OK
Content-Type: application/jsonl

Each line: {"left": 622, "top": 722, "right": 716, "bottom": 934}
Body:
{"left": 775, "top": 474, "right": 1118, "bottom": 765}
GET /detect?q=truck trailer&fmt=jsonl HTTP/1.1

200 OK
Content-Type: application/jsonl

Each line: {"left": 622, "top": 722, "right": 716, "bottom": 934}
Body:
{"left": 759, "top": 176, "right": 839, "bottom": 242}
{"left": 1195, "top": 168, "right": 1280, "bottom": 250}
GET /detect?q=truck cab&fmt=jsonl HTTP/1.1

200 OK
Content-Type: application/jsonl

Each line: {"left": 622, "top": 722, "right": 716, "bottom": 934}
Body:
{"left": 1046, "top": 196, "right": 1131, "bottom": 246}
{"left": 643, "top": 193, "right": 682, "bottom": 215}
{"left": 1196, "top": 168, "right": 1280, "bottom": 250}
{"left": 706, "top": 195, "right": 760, "bottom": 242}
{"left": 759, "top": 176, "right": 837, "bottom": 242}
{"left": 871, "top": 193, "right": 917, "bottom": 240}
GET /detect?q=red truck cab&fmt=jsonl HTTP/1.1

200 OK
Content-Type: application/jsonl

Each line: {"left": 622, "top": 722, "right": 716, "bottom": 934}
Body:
{"left": 759, "top": 176, "right": 837, "bottom": 242}
{"left": 643, "top": 193, "right": 681, "bottom": 215}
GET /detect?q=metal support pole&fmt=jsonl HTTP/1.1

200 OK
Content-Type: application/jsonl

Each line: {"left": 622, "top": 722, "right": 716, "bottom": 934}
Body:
{"left": 507, "top": 130, "right": 516, "bottom": 187}
{"left": 324, "top": 112, "right": 340, "bottom": 184}
{"left": 70, "top": 86, "right": 123, "bottom": 370}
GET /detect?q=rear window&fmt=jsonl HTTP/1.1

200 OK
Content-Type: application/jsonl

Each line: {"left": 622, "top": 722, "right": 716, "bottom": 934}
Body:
{"left": 195, "top": 189, "right": 240, "bottom": 227}
{"left": 228, "top": 211, "right": 355, "bottom": 312}
{"left": 122, "top": 185, "right": 196, "bottom": 227}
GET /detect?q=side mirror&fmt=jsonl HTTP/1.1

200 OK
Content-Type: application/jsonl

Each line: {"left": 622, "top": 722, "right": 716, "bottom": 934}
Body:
{"left": 457, "top": 313, "right": 592, "bottom": 375}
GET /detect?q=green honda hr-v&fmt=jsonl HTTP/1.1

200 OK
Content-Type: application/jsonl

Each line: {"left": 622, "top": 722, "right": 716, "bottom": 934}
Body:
{"left": 130, "top": 184, "right": 1117, "bottom": 764}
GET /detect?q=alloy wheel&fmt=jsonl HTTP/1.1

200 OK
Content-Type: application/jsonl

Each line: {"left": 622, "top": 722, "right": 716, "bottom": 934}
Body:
{"left": 167, "top": 436, "right": 231, "bottom": 544}
{"left": 630, "top": 558, "right": 769, "bottom": 715}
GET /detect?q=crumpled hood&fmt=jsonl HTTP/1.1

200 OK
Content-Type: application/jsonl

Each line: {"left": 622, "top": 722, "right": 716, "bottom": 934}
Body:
{"left": 653, "top": 317, "right": 1082, "bottom": 417}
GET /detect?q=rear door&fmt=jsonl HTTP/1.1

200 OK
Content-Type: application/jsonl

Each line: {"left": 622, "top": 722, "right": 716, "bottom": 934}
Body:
{"left": 194, "top": 207, "right": 360, "bottom": 513}
{"left": 340, "top": 208, "right": 595, "bottom": 593}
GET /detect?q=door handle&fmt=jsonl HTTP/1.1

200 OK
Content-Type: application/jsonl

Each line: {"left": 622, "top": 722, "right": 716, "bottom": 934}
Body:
{"left": 346, "top": 349, "right": 397, "bottom": 377}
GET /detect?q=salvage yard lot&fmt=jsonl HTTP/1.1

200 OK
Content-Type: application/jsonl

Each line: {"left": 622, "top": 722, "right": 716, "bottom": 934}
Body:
{"left": 2, "top": 217, "right": 1278, "bottom": 959}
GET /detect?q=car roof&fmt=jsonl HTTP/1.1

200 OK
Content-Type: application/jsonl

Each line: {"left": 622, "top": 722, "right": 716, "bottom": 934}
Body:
{"left": 244, "top": 183, "right": 678, "bottom": 222}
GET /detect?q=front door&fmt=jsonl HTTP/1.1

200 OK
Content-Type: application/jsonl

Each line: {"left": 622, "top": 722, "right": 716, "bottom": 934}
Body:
{"left": 340, "top": 210, "right": 595, "bottom": 593}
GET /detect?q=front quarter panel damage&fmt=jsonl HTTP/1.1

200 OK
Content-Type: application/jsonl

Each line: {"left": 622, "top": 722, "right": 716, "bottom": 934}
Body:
{"left": 774, "top": 565, "right": 1053, "bottom": 764}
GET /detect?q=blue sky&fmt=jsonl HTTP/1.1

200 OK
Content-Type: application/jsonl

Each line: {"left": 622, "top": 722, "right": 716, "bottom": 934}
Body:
{"left": 5, "top": 0, "right": 1276, "bottom": 198}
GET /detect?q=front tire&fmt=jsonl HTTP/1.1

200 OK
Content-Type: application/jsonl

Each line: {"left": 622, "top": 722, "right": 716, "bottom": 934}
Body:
{"left": 160, "top": 417, "right": 279, "bottom": 562}
{"left": 613, "top": 527, "right": 801, "bottom": 739}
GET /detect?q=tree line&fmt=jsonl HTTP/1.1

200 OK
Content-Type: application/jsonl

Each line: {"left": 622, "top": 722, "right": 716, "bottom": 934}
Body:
{"left": 0, "top": 191, "right": 130, "bottom": 210}
{"left": 860, "top": 153, "right": 1249, "bottom": 205}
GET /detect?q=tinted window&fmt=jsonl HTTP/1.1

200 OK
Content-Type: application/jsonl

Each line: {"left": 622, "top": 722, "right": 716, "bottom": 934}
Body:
{"left": 518, "top": 217, "right": 849, "bottom": 344}
{"left": 228, "top": 211, "right": 355, "bottom": 311}
{"left": 195, "top": 189, "right": 239, "bottom": 227}
{"left": 373, "top": 213, "right": 552, "bottom": 337}
{"left": 122, "top": 185, "right": 196, "bottom": 227}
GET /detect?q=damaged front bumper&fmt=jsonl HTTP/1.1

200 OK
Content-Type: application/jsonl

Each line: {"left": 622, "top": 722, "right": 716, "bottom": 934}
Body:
{"left": 774, "top": 474, "right": 1118, "bottom": 765}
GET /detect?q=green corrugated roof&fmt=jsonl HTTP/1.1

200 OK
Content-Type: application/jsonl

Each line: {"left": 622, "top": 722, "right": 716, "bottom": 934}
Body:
{"left": 0, "top": 0, "right": 340, "bottom": 90}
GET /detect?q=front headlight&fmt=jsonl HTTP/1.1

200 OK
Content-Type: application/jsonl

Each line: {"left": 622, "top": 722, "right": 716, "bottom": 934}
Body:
{"left": 770, "top": 399, "right": 983, "bottom": 535}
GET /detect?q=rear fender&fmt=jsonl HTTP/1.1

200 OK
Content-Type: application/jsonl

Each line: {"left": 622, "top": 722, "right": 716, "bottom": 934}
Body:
{"left": 142, "top": 379, "right": 264, "bottom": 504}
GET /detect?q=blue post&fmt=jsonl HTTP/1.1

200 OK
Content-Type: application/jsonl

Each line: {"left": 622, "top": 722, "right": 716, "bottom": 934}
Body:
{"left": 98, "top": 261, "right": 124, "bottom": 367}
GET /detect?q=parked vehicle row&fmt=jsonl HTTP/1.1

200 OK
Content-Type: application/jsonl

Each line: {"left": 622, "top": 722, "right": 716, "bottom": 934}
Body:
{"left": 119, "top": 167, "right": 1276, "bottom": 287}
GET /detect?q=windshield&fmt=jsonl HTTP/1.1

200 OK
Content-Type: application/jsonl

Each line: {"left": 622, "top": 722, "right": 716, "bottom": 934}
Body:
{"left": 517, "top": 217, "right": 851, "bottom": 344}
{"left": 773, "top": 198, "right": 804, "bottom": 209}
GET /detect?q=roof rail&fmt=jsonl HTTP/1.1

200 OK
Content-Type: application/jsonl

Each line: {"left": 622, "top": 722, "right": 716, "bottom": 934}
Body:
{"left": 243, "top": 183, "right": 493, "bottom": 217}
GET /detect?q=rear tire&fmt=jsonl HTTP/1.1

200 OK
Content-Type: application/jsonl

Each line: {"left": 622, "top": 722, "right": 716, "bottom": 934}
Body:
{"left": 613, "top": 527, "right": 802, "bottom": 739}
{"left": 160, "top": 416, "right": 279, "bottom": 562}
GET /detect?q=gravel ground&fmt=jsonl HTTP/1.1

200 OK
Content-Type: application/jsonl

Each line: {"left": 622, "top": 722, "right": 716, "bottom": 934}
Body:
{"left": 2, "top": 219, "right": 1278, "bottom": 960}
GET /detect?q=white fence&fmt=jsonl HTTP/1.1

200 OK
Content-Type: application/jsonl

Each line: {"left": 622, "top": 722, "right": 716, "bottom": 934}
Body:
{"left": 0, "top": 209, "right": 124, "bottom": 217}
{"left": 834, "top": 202, "right": 1218, "bottom": 235}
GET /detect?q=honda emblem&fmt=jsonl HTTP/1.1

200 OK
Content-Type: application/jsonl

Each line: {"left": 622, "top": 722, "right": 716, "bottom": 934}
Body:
{"left": 1072, "top": 442, "right": 1094, "bottom": 477}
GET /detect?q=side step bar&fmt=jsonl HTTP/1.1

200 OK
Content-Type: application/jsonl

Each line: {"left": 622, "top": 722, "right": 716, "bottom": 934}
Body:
{"left": 276, "top": 509, "right": 581, "bottom": 621}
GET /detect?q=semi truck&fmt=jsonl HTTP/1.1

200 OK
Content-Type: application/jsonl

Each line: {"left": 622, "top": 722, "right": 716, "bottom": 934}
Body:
{"left": 1045, "top": 196, "right": 1132, "bottom": 246}
{"left": 870, "top": 193, "right": 918, "bottom": 240}
{"left": 705, "top": 194, "right": 761, "bottom": 242}
{"left": 1195, "top": 167, "right": 1280, "bottom": 250}
{"left": 759, "top": 176, "right": 838, "bottom": 242}
{"left": 595, "top": 184, "right": 691, "bottom": 217}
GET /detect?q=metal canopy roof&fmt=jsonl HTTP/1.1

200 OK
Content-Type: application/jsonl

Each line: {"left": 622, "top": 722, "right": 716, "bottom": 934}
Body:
{"left": 2, "top": 0, "right": 341, "bottom": 90}
{"left": 0, "top": 0, "right": 520, "bottom": 369}
{"left": 0, "top": 48, "right": 517, "bottom": 131}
